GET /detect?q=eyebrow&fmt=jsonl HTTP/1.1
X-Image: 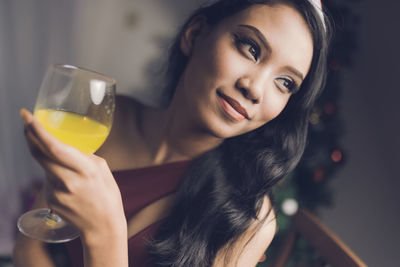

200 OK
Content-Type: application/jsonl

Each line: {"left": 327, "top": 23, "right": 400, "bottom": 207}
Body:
{"left": 237, "top": 24, "right": 305, "bottom": 81}
{"left": 285, "top": 66, "right": 304, "bottom": 81}
{"left": 238, "top": 24, "right": 272, "bottom": 54}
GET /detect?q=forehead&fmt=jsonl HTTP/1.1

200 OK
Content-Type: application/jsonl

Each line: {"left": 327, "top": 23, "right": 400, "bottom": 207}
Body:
{"left": 217, "top": 4, "right": 314, "bottom": 76}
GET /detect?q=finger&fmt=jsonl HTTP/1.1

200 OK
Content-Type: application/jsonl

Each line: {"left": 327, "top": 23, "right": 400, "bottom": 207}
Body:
{"left": 37, "top": 152, "right": 107, "bottom": 197}
{"left": 24, "top": 125, "right": 53, "bottom": 160}
{"left": 23, "top": 120, "right": 111, "bottom": 188}
{"left": 43, "top": 163, "right": 78, "bottom": 192}
{"left": 44, "top": 183, "right": 77, "bottom": 224}
{"left": 40, "top": 159, "right": 83, "bottom": 194}
{"left": 24, "top": 124, "right": 76, "bottom": 177}
{"left": 20, "top": 109, "right": 91, "bottom": 172}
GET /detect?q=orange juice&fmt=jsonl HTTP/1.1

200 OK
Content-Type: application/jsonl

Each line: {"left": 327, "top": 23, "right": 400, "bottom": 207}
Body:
{"left": 34, "top": 109, "right": 110, "bottom": 154}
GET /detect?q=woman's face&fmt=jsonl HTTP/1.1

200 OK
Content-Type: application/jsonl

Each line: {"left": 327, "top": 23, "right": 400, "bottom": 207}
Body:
{"left": 175, "top": 3, "right": 314, "bottom": 139}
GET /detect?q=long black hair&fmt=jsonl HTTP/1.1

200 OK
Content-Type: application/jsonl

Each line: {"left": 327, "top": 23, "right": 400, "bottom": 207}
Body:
{"left": 149, "top": 0, "right": 331, "bottom": 266}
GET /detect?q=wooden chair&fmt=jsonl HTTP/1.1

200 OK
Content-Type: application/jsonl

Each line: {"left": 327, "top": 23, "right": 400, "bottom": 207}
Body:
{"left": 269, "top": 208, "right": 367, "bottom": 267}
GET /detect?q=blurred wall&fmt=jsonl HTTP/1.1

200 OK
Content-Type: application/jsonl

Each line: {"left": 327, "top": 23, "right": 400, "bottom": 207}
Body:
{"left": 320, "top": 1, "right": 400, "bottom": 266}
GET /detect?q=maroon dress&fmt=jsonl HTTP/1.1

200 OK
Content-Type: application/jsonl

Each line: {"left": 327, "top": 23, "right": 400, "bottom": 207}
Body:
{"left": 66, "top": 160, "right": 191, "bottom": 267}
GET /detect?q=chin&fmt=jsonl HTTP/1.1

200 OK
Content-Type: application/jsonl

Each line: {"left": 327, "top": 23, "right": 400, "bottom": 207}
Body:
{"left": 195, "top": 101, "right": 255, "bottom": 139}
{"left": 203, "top": 119, "right": 248, "bottom": 139}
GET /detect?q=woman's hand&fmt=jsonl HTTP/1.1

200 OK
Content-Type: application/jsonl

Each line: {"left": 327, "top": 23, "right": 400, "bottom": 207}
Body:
{"left": 20, "top": 109, "right": 127, "bottom": 246}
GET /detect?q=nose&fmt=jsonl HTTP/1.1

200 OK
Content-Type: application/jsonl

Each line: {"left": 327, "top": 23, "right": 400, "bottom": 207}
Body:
{"left": 235, "top": 76, "right": 263, "bottom": 104}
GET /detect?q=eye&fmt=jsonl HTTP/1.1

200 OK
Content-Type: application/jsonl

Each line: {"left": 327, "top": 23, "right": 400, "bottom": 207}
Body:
{"left": 234, "top": 34, "right": 260, "bottom": 62}
{"left": 274, "top": 77, "right": 298, "bottom": 94}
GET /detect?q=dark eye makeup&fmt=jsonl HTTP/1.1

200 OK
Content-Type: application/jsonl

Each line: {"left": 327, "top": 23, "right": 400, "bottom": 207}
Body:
{"left": 233, "top": 33, "right": 261, "bottom": 62}
{"left": 275, "top": 77, "right": 299, "bottom": 94}
{"left": 233, "top": 32, "right": 300, "bottom": 94}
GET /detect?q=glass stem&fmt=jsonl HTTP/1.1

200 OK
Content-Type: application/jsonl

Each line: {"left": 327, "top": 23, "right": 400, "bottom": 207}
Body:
{"left": 44, "top": 209, "right": 62, "bottom": 227}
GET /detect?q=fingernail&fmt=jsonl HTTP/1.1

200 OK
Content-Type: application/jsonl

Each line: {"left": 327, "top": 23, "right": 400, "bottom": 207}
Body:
{"left": 20, "top": 108, "right": 32, "bottom": 125}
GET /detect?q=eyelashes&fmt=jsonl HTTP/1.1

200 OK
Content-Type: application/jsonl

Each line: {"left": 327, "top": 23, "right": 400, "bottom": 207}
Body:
{"left": 275, "top": 77, "right": 299, "bottom": 94}
{"left": 233, "top": 33, "right": 299, "bottom": 94}
{"left": 234, "top": 33, "right": 261, "bottom": 62}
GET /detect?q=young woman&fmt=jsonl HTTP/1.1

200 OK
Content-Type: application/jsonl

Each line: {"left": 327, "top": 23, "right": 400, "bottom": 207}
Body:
{"left": 14, "top": 0, "right": 330, "bottom": 266}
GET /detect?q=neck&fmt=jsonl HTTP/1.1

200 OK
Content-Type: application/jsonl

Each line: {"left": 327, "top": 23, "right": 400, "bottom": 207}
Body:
{"left": 138, "top": 102, "right": 223, "bottom": 165}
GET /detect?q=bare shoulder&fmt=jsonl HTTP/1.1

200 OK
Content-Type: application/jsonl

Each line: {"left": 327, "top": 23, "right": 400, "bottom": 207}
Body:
{"left": 96, "top": 95, "right": 144, "bottom": 170}
{"left": 213, "top": 196, "right": 276, "bottom": 267}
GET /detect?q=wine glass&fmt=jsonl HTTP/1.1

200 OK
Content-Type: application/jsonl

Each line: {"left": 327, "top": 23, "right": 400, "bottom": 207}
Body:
{"left": 17, "top": 64, "right": 116, "bottom": 243}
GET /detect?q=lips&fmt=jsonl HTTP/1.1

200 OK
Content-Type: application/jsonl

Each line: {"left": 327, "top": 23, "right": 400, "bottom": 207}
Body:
{"left": 217, "top": 91, "right": 250, "bottom": 121}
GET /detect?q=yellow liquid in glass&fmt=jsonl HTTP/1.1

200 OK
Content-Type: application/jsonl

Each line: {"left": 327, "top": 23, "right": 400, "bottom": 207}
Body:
{"left": 34, "top": 109, "right": 110, "bottom": 154}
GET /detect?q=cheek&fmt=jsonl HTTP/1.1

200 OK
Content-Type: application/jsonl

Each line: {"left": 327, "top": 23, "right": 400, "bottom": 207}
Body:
{"left": 183, "top": 39, "right": 236, "bottom": 95}
{"left": 206, "top": 37, "right": 246, "bottom": 84}
{"left": 259, "top": 93, "right": 290, "bottom": 123}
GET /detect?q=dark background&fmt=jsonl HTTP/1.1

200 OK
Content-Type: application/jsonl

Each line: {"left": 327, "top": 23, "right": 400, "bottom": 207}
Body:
{"left": 320, "top": 1, "right": 400, "bottom": 266}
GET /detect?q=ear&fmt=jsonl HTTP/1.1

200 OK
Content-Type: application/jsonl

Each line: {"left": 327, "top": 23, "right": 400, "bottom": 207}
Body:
{"left": 180, "top": 16, "right": 208, "bottom": 57}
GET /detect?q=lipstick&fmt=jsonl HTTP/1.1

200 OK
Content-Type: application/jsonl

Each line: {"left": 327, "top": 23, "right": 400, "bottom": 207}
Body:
{"left": 217, "top": 91, "right": 250, "bottom": 121}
